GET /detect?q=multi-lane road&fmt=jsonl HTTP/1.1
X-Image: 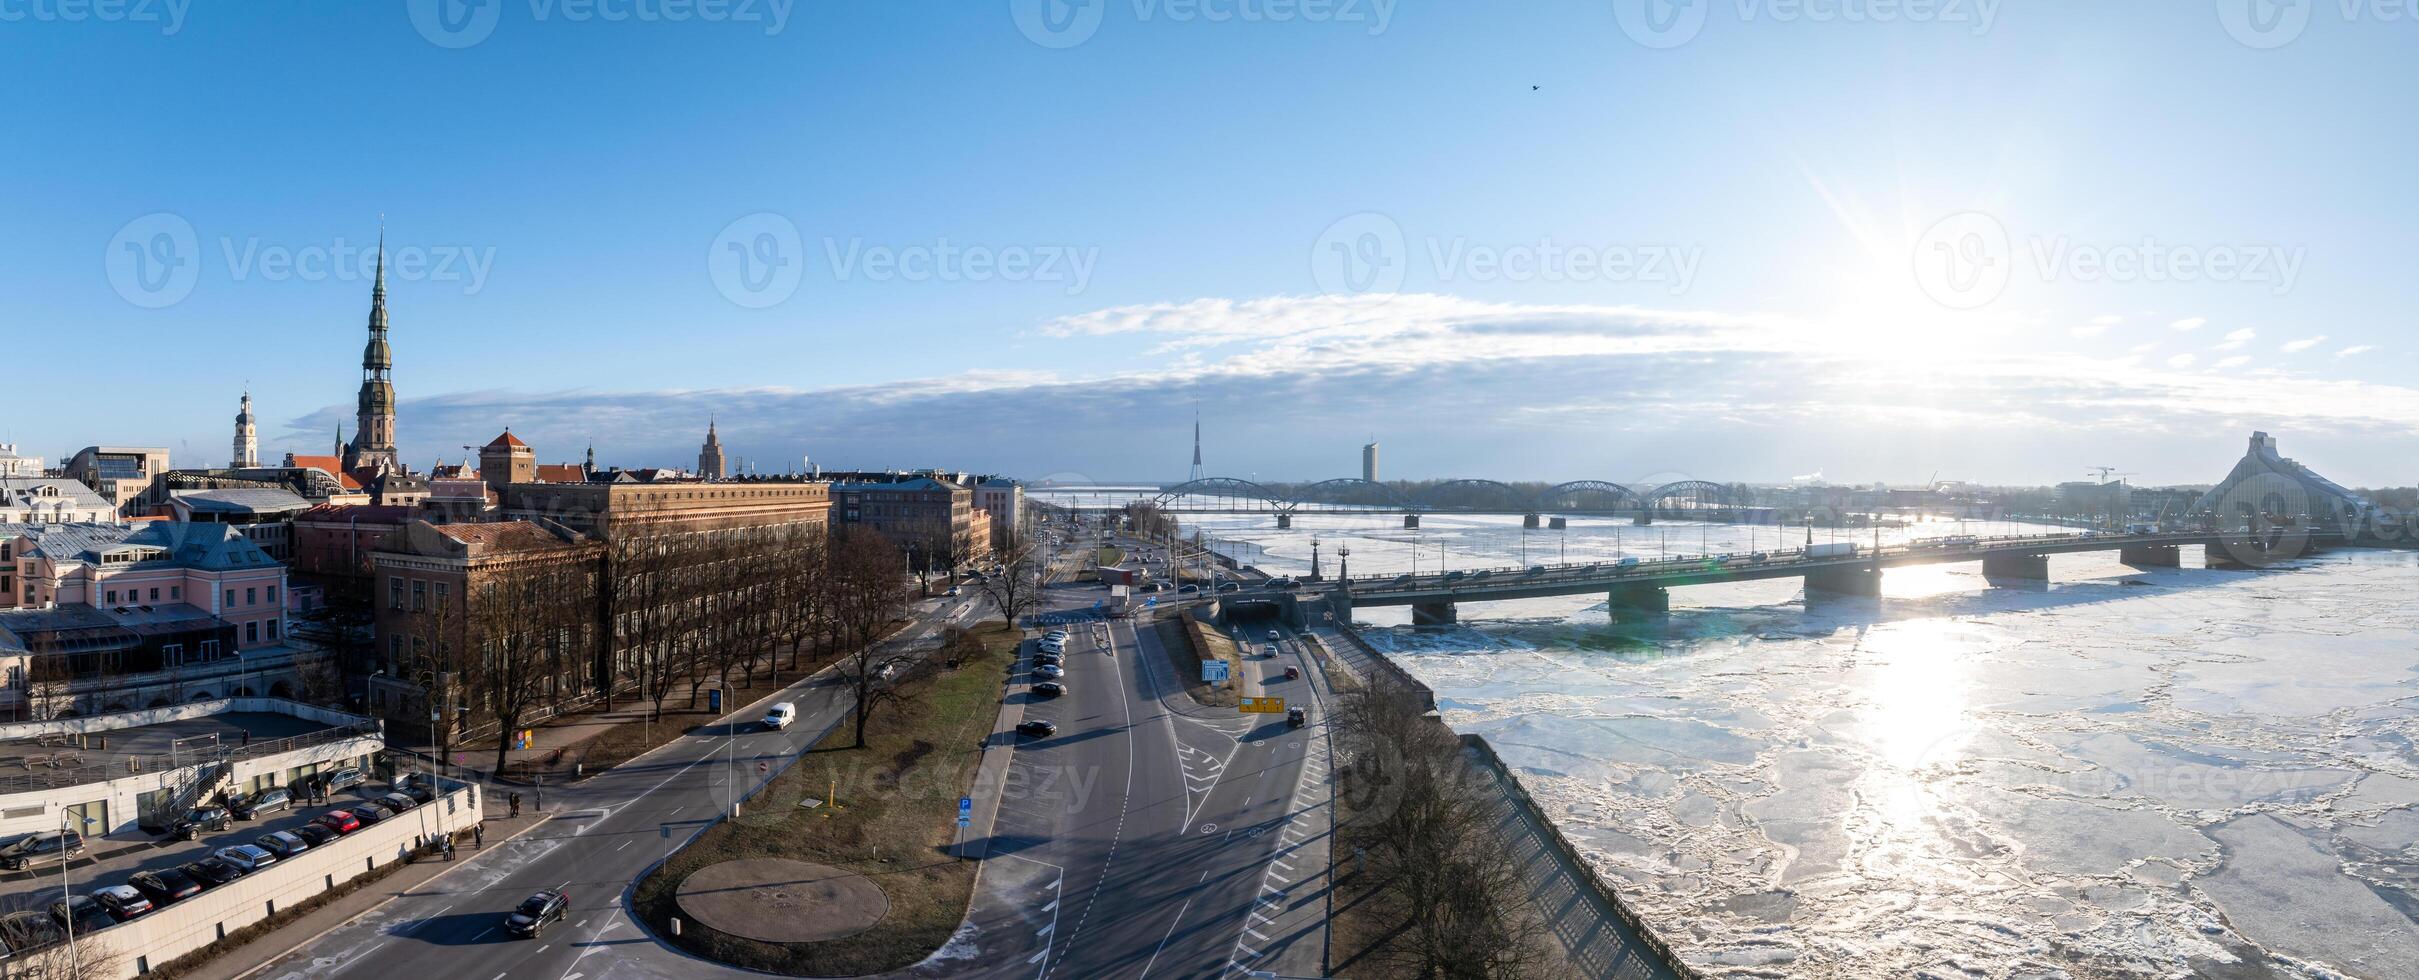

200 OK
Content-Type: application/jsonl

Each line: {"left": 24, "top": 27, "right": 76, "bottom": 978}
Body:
{"left": 254, "top": 532, "right": 1337, "bottom": 980}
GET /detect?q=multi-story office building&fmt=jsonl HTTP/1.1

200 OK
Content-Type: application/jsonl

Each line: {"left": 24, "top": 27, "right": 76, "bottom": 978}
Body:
{"left": 832, "top": 476, "right": 982, "bottom": 570}
{"left": 972, "top": 477, "right": 1026, "bottom": 550}
{"left": 61, "top": 446, "right": 172, "bottom": 515}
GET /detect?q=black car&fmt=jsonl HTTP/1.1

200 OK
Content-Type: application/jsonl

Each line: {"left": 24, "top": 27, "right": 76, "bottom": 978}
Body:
{"left": 345, "top": 804, "right": 389, "bottom": 827}
{"left": 1267, "top": 577, "right": 1302, "bottom": 589}
{"left": 49, "top": 895, "right": 114, "bottom": 935}
{"left": 0, "top": 911, "right": 64, "bottom": 953}
{"left": 376, "top": 792, "right": 418, "bottom": 814}
{"left": 1217, "top": 582, "right": 1242, "bottom": 593}
{"left": 290, "top": 823, "right": 340, "bottom": 848}
{"left": 0, "top": 830, "right": 83, "bottom": 870}
{"left": 181, "top": 858, "right": 245, "bottom": 888}
{"left": 1015, "top": 720, "right": 1058, "bottom": 738}
{"left": 1032, "top": 681, "right": 1066, "bottom": 698}
{"left": 128, "top": 868, "right": 204, "bottom": 906}
{"left": 1176, "top": 584, "right": 1201, "bottom": 595}
{"left": 392, "top": 776, "right": 438, "bottom": 804}
{"left": 254, "top": 831, "right": 310, "bottom": 860}
{"left": 1033, "top": 652, "right": 1064, "bottom": 666}
{"left": 503, "top": 890, "right": 568, "bottom": 938}
{"left": 90, "top": 884, "right": 153, "bottom": 922}
{"left": 230, "top": 787, "right": 293, "bottom": 820}
{"left": 173, "top": 804, "right": 232, "bottom": 841}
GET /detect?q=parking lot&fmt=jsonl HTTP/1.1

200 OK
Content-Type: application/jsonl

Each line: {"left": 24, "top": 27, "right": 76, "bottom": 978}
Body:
{"left": 0, "top": 711, "right": 334, "bottom": 788}
{"left": 0, "top": 776, "right": 432, "bottom": 914}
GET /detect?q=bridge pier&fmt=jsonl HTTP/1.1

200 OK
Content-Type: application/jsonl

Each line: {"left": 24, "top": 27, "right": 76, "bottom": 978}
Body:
{"left": 1548, "top": 516, "right": 1567, "bottom": 530}
{"left": 1411, "top": 600, "right": 1458, "bottom": 627}
{"left": 1402, "top": 514, "right": 1419, "bottom": 529}
{"left": 1633, "top": 512, "right": 1653, "bottom": 526}
{"left": 1607, "top": 584, "right": 1669, "bottom": 616}
{"left": 1981, "top": 553, "right": 2050, "bottom": 582}
{"left": 1804, "top": 565, "right": 1881, "bottom": 597}
{"left": 1276, "top": 513, "right": 1292, "bottom": 529}
{"left": 2119, "top": 544, "right": 2180, "bottom": 567}
{"left": 1522, "top": 513, "right": 1541, "bottom": 529}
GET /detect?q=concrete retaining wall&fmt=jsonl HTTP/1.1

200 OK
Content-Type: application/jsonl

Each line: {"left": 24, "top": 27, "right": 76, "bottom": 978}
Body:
{"left": 66, "top": 780, "right": 482, "bottom": 978}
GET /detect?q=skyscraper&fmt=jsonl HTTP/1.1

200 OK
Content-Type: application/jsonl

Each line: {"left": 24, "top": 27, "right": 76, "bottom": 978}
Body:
{"left": 1362, "top": 440, "right": 1380, "bottom": 483}
{"left": 698, "top": 417, "right": 728, "bottom": 480}
{"left": 231, "top": 391, "right": 258, "bottom": 469}
{"left": 343, "top": 229, "right": 400, "bottom": 477}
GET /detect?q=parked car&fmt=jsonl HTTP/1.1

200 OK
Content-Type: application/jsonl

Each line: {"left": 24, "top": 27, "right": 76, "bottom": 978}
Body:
{"left": 0, "top": 910, "right": 64, "bottom": 953}
{"left": 230, "top": 787, "right": 294, "bottom": 821}
{"left": 503, "top": 890, "right": 568, "bottom": 938}
{"left": 1035, "top": 664, "right": 1065, "bottom": 679}
{"left": 377, "top": 793, "right": 419, "bottom": 814}
{"left": 0, "top": 831, "right": 83, "bottom": 870}
{"left": 49, "top": 895, "right": 115, "bottom": 936}
{"left": 314, "top": 810, "right": 363, "bottom": 835}
{"left": 127, "top": 868, "right": 203, "bottom": 906}
{"left": 214, "top": 844, "right": 279, "bottom": 873}
{"left": 1034, "top": 652, "right": 1063, "bottom": 665}
{"left": 1016, "top": 720, "right": 1058, "bottom": 738}
{"left": 1032, "top": 681, "right": 1066, "bottom": 698}
{"left": 89, "top": 884, "right": 154, "bottom": 922}
{"left": 392, "top": 776, "right": 437, "bottom": 804}
{"left": 322, "top": 768, "right": 367, "bottom": 795}
{"left": 254, "top": 831, "right": 310, "bottom": 860}
{"left": 173, "top": 805, "right": 231, "bottom": 841}
{"left": 344, "top": 804, "right": 388, "bottom": 827}
{"left": 291, "top": 823, "right": 340, "bottom": 847}
{"left": 181, "top": 858, "right": 245, "bottom": 888}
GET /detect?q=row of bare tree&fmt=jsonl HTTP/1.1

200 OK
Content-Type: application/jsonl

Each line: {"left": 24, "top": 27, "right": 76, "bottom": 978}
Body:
{"left": 394, "top": 521, "right": 921, "bottom": 774}
{"left": 1336, "top": 679, "right": 1546, "bottom": 978}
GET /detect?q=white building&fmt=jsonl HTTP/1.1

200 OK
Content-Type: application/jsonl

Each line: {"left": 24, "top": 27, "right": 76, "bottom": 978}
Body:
{"left": 0, "top": 444, "right": 41, "bottom": 479}
{"left": 1, "top": 477, "right": 120, "bottom": 525}
{"left": 973, "top": 477, "right": 1026, "bottom": 550}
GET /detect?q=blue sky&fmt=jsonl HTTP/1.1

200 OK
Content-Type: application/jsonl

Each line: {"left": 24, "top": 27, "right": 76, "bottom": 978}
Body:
{"left": 4, "top": 1, "right": 2414, "bottom": 487}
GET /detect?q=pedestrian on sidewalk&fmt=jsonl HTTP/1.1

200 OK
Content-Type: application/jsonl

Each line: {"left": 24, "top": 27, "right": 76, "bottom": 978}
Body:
{"left": 240, "top": 728, "right": 251, "bottom": 748}
{"left": 474, "top": 823, "right": 484, "bottom": 848}
{"left": 509, "top": 792, "right": 522, "bottom": 818}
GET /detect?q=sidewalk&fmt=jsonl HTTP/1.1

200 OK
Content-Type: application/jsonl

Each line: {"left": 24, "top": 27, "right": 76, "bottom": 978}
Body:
{"left": 182, "top": 797, "right": 551, "bottom": 980}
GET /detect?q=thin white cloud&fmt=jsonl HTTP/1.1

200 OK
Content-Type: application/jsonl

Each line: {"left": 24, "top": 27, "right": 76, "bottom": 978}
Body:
{"left": 2214, "top": 328, "right": 2256, "bottom": 351}
{"left": 2338, "top": 344, "right": 2377, "bottom": 358}
{"left": 2091, "top": 314, "right": 2124, "bottom": 325}
{"left": 2281, "top": 335, "right": 2328, "bottom": 354}
{"left": 2166, "top": 353, "right": 2198, "bottom": 369}
{"left": 2170, "top": 316, "right": 2208, "bottom": 332}
{"left": 2214, "top": 355, "right": 2252, "bottom": 370}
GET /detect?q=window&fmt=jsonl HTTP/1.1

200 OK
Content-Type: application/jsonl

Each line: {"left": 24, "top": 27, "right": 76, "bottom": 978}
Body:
{"left": 106, "top": 590, "right": 118, "bottom": 605}
{"left": 149, "top": 587, "right": 160, "bottom": 602}
{"left": 170, "top": 586, "right": 180, "bottom": 601}
{"left": 411, "top": 580, "right": 426, "bottom": 612}
{"left": 390, "top": 635, "right": 404, "bottom": 663}
{"left": 245, "top": 587, "right": 257, "bottom": 606}
{"left": 390, "top": 577, "right": 405, "bottom": 610}
{"left": 199, "top": 639, "right": 220, "bottom": 658}
{"left": 265, "top": 585, "right": 277, "bottom": 604}
{"left": 246, "top": 621, "right": 259, "bottom": 644}
{"left": 225, "top": 589, "right": 236, "bottom": 608}
{"left": 162, "top": 643, "right": 182, "bottom": 665}
{"left": 267, "top": 619, "right": 279, "bottom": 640}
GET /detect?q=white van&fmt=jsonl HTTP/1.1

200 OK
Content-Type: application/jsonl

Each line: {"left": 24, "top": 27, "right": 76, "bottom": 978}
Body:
{"left": 762, "top": 703, "right": 797, "bottom": 730}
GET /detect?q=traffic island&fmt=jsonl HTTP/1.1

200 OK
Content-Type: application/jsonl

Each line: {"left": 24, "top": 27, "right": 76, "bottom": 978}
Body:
{"left": 675, "top": 859, "right": 887, "bottom": 943}
{"left": 632, "top": 622, "right": 1015, "bottom": 977}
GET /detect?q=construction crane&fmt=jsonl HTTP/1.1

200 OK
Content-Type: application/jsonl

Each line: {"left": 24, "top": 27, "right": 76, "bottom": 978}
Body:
{"left": 2086, "top": 466, "right": 2122, "bottom": 484}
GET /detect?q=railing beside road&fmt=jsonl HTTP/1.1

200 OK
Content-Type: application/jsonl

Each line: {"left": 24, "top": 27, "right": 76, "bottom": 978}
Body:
{"left": 0, "top": 719, "right": 380, "bottom": 795}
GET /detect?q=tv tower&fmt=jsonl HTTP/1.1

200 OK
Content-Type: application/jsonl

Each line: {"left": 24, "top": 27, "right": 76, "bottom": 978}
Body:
{"left": 1188, "top": 409, "right": 1205, "bottom": 482}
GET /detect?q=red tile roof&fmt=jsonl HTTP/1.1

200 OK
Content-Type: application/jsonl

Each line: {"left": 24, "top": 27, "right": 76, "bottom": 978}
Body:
{"left": 287, "top": 455, "right": 365, "bottom": 490}
{"left": 486, "top": 431, "right": 529, "bottom": 449}
{"left": 535, "top": 465, "right": 586, "bottom": 484}
{"left": 431, "top": 521, "right": 577, "bottom": 552}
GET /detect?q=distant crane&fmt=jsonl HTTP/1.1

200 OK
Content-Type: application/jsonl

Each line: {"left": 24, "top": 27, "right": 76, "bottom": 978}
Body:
{"left": 2086, "top": 465, "right": 2124, "bottom": 484}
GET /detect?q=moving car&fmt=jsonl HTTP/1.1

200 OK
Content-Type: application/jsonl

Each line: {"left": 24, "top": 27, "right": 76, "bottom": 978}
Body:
{"left": 1035, "top": 664, "right": 1065, "bottom": 679}
{"left": 172, "top": 805, "right": 231, "bottom": 842}
{"left": 291, "top": 823, "right": 340, "bottom": 847}
{"left": 1284, "top": 665, "right": 1301, "bottom": 680}
{"left": 1217, "top": 582, "right": 1242, "bottom": 593}
{"left": 762, "top": 702, "right": 797, "bottom": 730}
{"left": 127, "top": 869, "right": 203, "bottom": 906}
{"left": 0, "top": 830, "right": 83, "bottom": 870}
{"left": 213, "top": 844, "right": 279, "bottom": 873}
{"left": 503, "top": 890, "right": 568, "bottom": 938}
{"left": 90, "top": 884, "right": 153, "bottom": 922}
{"left": 1287, "top": 707, "right": 1307, "bottom": 728}
{"left": 230, "top": 787, "right": 293, "bottom": 820}
{"left": 0, "top": 911, "right": 65, "bottom": 954}
{"left": 1524, "top": 565, "right": 1546, "bottom": 577}
{"left": 1268, "top": 577, "right": 1302, "bottom": 590}
{"left": 314, "top": 810, "right": 363, "bottom": 835}
{"left": 1177, "top": 584, "right": 1200, "bottom": 594}
{"left": 1015, "top": 720, "right": 1058, "bottom": 738}
{"left": 323, "top": 768, "right": 367, "bottom": 794}
{"left": 1390, "top": 574, "right": 1414, "bottom": 585}
{"left": 1266, "top": 629, "right": 1281, "bottom": 641}
{"left": 1263, "top": 644, "right": 1279, "bottom": 658}
{"left": 180, "top": 858, "right": 245, "bottom": 888}
{"left": 50, "top": 895, "right": 115, "bottom": 935}
{"left": 1032, "top": 681, "right": 1066, "bottom": 698}
{"left": 254, "top": 831, "right": 310, "bottom": 860}
{"left": 1444, "top": 570, "right": 1467, "bottom": 582}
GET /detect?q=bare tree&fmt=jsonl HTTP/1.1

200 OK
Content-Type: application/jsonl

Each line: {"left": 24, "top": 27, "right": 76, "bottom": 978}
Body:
{"left": 467, "top": 555, "right": 597, "bottom": 777}
{"left": 969, "top": 526, "right": 1045, "bottom": 627}
{"left": 828, "top": 526, "right": 912, "bottom": 749}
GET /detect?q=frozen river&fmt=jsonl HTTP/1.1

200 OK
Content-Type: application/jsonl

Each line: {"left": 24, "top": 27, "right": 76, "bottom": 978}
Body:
{"left": 1166, "top": 509, "right": 2419, "bottom": 979}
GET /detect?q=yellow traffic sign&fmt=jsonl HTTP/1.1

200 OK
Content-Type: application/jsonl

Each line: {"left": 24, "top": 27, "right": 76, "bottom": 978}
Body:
{"left": 1240, "top": 697, "right": 1287, "bottom": 714}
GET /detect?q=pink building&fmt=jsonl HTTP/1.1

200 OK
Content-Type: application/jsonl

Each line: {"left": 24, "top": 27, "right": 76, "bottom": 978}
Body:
{"left": 1, "top": 522, "right": 291, "bottom": 650}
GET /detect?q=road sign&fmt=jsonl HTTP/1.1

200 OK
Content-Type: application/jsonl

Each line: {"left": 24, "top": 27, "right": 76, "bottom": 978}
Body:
{"left": 1201, "top": 660, "right": 1230, "bottom": 683}
{"left": 958, "top": 797, "right": 973, "bottom": 826}
{"left": 1240, "top": 697, "right": 1287, "bottom": 714}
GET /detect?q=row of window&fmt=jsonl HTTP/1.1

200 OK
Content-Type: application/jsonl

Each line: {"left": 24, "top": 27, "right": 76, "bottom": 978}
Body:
{"left": 105, "top": 584, "right": 183, "bottom": 605}
{"left": 390, "top": 576, "right": 451, "bottom": 611}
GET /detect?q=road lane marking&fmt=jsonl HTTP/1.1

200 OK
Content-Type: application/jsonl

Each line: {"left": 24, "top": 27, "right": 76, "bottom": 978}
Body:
{"left": 615, "top": 840, "right": 629, "bottom": 851}
{"left": 1137, "top": 897, "right": 1194, "bottom": 979}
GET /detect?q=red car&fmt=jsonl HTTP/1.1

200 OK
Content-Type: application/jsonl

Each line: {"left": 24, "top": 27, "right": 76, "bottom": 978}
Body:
{"left": 315, "top": 810, "right": 363, "bottom": 835}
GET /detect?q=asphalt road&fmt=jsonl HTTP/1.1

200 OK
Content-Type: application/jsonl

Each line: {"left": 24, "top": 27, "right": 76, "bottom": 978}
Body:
{"left": 250, "top": 593, "right": 992, "bottom": 980}
{"left": 943, "top": 532, "right": 1332, "bottom": 979}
